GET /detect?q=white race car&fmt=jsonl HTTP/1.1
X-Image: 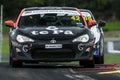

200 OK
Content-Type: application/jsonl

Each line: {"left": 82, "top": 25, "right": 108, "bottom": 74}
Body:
{"left": 80, "top": 9, "right": 106, "bottom": 64}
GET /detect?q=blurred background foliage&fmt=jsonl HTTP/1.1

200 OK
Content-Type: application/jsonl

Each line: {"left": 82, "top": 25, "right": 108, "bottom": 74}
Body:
{"left": 0, "top": 0, "right": 120, "bottom": 21}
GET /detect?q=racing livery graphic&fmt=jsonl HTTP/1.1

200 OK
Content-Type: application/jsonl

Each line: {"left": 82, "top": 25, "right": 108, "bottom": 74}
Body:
{"left": 5, "top": 7, "right": 97, "bottom": 68}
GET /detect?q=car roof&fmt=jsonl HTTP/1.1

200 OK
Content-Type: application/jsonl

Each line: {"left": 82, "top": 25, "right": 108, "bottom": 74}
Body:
{"left": 25, "top": 7, "right": 77, "bottom": 11}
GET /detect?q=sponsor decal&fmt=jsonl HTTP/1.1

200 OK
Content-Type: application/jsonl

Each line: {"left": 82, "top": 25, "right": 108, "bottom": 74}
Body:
{"left": 50, "top": 38, "right": 56, "bottom": 43}
{"left": 22, "top": 10, "right": 80, "bottom": 16}
{"left": 31, "top": 26, "right": 74, "bottom": 35}
{"left": 46, "top": 26, "right": 58, "bottom": 31}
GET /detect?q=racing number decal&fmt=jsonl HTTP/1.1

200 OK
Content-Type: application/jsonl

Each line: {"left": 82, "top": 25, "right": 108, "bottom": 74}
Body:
{"left": 71, "top": 16, "right": 80, "bottom": 21}
{"left": 29, "top": 16, "right": 33, "bottom": 19}
{"left": 83, "top": 16, "right": 92, "bottom": 21}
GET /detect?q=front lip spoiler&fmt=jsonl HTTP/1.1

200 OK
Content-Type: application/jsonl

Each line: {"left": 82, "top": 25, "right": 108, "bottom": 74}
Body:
{"left": 15, "top": 57, "right": 92, "bottom": 62}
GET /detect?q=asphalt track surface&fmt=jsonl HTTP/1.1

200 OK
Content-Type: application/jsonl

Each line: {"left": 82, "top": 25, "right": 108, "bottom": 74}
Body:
{"left": 0, "top": 63, "right": 120, "bottom": 80}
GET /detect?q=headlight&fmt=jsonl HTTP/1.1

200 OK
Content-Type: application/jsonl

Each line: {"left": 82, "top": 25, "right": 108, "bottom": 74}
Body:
{"left": 16, "top": 35, "right": 34, "bottom": 43}
{"left": 73, "top": 34, "right": 89, "bottom": 42}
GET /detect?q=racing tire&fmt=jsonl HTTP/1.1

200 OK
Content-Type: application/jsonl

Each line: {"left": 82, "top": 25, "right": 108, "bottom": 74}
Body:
{"left": 94, "top": 55, "right": 104, "bottom": 64}
{"left": 9, "top": 47, "right": 23, "bottom": 68}
{"left": 79, "top": 60, "right": 95, "bottom": 68}
{"left": 94, "top": 35, "right": 104, "bottom": 64}
{"left": 10, "top": 57, "right": 23, "bottom": 68}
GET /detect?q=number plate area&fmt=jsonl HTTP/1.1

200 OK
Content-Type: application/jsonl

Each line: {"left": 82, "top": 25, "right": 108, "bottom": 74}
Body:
{"left": 45, "top": 44, "right": 62, "bottom": 49}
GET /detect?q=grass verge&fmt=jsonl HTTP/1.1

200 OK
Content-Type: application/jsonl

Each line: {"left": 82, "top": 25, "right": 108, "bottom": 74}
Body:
{"left": 103, "top": 21, "right": 120, "bottom": 31}
{"left": 104, "top": 54, "right": 120, "bottom": 64}
{"left": 2, "top": 37, "right": 9, "bottom": 55}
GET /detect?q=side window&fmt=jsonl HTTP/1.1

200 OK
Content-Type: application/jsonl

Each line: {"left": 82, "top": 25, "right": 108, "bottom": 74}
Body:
{"left": 81, "top": 11, "right": 97, "bottom": 27}
{"left": 81, "top": 12, "right": 93, "bottom": 24}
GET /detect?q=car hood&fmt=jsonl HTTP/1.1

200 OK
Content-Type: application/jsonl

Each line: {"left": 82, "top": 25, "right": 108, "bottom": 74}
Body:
{"left": 17, "top": 26, "right": 89, "bottom": 40}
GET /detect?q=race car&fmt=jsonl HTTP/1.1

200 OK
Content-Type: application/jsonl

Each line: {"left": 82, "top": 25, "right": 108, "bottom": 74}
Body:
{"left": 5, "top": 7, "right": 96, "bottom": 68}
{"left": 80, "top": 9, "right": 106, "bottom": 64}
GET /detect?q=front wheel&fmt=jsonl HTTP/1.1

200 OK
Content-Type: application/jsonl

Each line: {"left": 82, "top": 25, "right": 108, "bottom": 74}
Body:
{"left": 79, "top": 60, "right": 95, "bottom": 68}
{"left": 94, "top": 55, "right": 104, "bottom": 64}
{"left": 10, "top": 48, "right": 23, "bottom": 68}
{"left": 10, "top": 57, "right": 23, "bottom": 68}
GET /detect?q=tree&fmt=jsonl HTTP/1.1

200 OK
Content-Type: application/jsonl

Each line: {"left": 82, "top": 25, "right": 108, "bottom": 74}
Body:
{"left": 0, "top": 0, "right": 120, "bottom": 21}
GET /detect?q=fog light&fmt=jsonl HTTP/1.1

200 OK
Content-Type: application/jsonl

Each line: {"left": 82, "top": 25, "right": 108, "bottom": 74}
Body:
{"left": 12, "top": 57, "right": 18, "bottom": 61}
{"left": 16, "top": 48, "right": 21, "bottom": 52}
{"left": 93, "top": 45, "right": 96, "bottom": 48}
{"left": 89, "top": 57, "right": 94, "bottom": 61}
{"left": 86, "top": 48, "right": 90, "bottom": 52}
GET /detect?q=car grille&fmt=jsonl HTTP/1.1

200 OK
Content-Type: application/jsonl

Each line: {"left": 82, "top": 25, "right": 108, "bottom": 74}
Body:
{"left": 31, "top": 49, "right": 75, "bottom": 59}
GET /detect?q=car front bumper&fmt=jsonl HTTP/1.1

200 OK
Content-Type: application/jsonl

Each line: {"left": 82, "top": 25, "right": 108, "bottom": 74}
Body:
{"left": 11, "top": 41, "right": 94, "bottom": 62}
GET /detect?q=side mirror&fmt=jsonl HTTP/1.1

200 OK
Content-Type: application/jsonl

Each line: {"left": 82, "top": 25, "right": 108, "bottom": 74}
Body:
{"left": 88, "top": 20, "right": 97, "bottom": 27}
{"left": 5, "top": 20, "right": 15, "bottom": 28}
{"left": 98, "top": 20, "right": 106, "bottom": 27}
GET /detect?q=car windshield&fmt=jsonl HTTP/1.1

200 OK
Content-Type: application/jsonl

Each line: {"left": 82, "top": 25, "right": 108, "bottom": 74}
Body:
{"left": 18, "top": 10, "right": 85, "bottom": 27}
